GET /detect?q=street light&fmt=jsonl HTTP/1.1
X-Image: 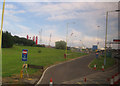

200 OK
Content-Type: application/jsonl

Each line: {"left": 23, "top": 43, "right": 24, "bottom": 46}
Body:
{"left": 115, "top": 10, "right": 120, "bottom": 12}
{"left": 65, "top": 22, "right": 75, "bottom": 58}
{"left": 80, "top": 40, "right": 85, "bottom": 49}
{"left": 97, "top": 26, "right": 100, "bottom": 49}
{"left": 104, "top": 10, "right": 120, "bottom": 65}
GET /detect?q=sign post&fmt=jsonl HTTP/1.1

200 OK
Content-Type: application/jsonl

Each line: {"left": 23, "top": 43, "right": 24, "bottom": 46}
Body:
{"left": 22, "top": 49, "right": 28, "bottom": 61}
{"left": 21, "top": 49, "right": 29, "bottom": 78}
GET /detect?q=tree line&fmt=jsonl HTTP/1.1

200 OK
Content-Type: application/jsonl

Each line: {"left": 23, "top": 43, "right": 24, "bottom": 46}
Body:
{"left": 2, "top": 31, "right": 67, "bottom": 50}
{"left": 2, "top": 31, "right": 35, "bottom": 48}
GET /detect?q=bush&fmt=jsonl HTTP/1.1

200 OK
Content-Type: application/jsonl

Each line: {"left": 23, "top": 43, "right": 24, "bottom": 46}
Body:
{"left": 13, "top": 36, "right": 35, "bottom": 46}
{"left": 55, "top": 40, "right": 66, "bottom": 49}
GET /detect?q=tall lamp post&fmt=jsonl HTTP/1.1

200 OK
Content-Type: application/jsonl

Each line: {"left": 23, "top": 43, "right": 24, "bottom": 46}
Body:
{"left": 65, "top": 22, "right": 75, "bottom": 58}
{"left": 104, "top": 10, "right": 120, "bottom": 65}
{"left": 97, "top": 26, "right": 100, "bottom": 50}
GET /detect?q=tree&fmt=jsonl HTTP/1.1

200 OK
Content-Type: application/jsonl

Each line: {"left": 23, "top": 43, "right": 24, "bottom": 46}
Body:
{"left": 2, "top": 31, "right": 35, "bottom": 48}
{"left": 13, "top": 36, "right": 35, "bottom": 46}
{"left": 55, "top": 40, "right": 66, "bottom": 49}
{"left": 2, "top": 31, "right": 14, "bottom": 48}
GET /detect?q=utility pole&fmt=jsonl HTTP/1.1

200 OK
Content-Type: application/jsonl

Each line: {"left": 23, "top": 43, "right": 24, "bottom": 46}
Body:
{"left": 65, "top": 23, "right": 68, "bottom": 57}
{"left": 65, "top": 22, "right": 75, "bottom": 57}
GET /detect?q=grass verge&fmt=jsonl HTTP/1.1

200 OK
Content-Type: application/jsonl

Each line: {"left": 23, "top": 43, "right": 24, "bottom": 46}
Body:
{"left": 2, "top": 45, "right": 87, "bottom": 77}
{"left": 89, "top": 56, "right": 116, "bottom": 70}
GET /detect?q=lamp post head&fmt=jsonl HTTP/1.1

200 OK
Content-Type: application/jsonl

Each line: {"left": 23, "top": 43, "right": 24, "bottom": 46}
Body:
{"left": 115, "top": 10, "right": 120, "bottom": 12}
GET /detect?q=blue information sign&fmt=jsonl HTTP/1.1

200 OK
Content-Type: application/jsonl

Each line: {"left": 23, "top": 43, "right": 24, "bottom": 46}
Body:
{"left": 22, "top": 49, "right": 28, "bottom": 61}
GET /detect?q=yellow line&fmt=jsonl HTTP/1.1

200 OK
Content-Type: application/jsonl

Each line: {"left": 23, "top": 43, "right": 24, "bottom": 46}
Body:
{"left": 77, "top": 82, "right": 79, "bottom": 84}
{"left": 0, "top": 0, "right": 5, "bottom": 48}
{"left": 77, "top": 82, "right": 82, "bottom": 84}
{"left": 88, "top": 79, "right": 101, "bottom": 85}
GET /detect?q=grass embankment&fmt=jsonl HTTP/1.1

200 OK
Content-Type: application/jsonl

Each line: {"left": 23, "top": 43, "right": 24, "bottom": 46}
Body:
{"left": 89, "top": 56, "right": 116, "bottom": 70}
{"left": 2, "top": 45, "right": 87, "bottom": 77}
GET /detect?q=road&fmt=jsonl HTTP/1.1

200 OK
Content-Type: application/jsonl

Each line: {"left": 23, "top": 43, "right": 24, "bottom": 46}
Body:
{"left": 36, "top": 53, "right": 97, "bottom": 84}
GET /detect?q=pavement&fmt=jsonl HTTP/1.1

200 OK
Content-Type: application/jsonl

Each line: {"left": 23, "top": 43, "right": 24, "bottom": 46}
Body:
{"left": 62, "top": 64, "right": 118, "bottom": 84}
{"left": 36, "top": 53, "right": 98, "bottom": 85}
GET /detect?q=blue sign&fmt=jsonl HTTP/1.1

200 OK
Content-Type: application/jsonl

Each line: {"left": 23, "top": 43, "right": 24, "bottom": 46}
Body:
{"left": 92, "top": 45, "right": 98, "bottom": 51}
{"left": 22, "top": 49, "right": 28, "bottom": 61}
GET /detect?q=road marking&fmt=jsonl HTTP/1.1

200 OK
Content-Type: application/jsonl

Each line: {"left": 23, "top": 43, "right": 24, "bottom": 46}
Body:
{"left": 77, "top": 82, "right": 84, "bottom": 86}
{"left": 35, "top": 54, "right": 89, "bottom": 86}
{"left": 77, "top": 82, "right": 82, "bottom": 84}
{"left": 88, "top": 59, "right": 94, "bottom": 70}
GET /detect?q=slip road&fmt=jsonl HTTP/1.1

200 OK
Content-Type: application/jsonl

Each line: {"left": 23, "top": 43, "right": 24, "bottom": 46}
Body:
{"left": 36, "top": 53, "right": 97, "bottom": 84}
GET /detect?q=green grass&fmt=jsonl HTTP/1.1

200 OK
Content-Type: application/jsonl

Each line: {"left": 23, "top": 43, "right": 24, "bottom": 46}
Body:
{"left": 89, "top": 56, "right": 116, "bottom": 70}
{"left": 2, "top": 45, "right": 87, "bottom": 77}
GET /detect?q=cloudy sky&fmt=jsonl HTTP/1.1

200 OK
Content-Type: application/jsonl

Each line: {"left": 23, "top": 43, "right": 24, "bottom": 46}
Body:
{"left": 0, "top": 0, "right": 119, "bottom": 48}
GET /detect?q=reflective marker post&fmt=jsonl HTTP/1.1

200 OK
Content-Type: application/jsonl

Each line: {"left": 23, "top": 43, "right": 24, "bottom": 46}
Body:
{"left": 0, "top": 0, "right": 5, "bottom": 48}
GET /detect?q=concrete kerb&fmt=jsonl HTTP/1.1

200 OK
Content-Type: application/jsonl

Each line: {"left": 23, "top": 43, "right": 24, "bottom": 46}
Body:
{"left": 35, "top": 54, "right": 90, "bottom": 86}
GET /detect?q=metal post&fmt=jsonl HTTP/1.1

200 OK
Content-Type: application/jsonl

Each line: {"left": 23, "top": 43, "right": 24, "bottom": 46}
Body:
{"left": 97, "top": 26, "right": 100, "bottom": 50}
{"left": 0, "top": 1, "right": 5, "bottom": 85}
{"left": 0, "top": 0, "right": 5, "bottom": 48}
{"left": 104, "top": 11, "right": 108, "bottom": 65}
{"left": 65, "top": 23, "right": 68, "bottom": 58}
{"left": 23, "top": 61, "right": 25, "bottom": 78}
{"left": 104, "top": 10, "right": 120, "bottom": 65}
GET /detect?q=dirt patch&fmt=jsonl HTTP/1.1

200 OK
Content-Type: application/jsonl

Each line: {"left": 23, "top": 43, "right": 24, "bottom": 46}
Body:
{"left": 2, "top": 69, "right": 43, "bottom": 85}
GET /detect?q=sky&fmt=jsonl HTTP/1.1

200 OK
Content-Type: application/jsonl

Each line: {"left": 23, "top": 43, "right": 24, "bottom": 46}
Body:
{"left": 0, "top": 0, "right": 119, "bottom": 49}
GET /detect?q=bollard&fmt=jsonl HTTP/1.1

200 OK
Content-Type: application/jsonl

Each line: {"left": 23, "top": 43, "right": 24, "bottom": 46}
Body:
{"left": 94, "top": 64, "right": 96, "bottom": 70}
{"left": 84, "top": 77, "right": 86, "bottom": 82}
{"left": 49, "top": 78, "right": 53, "bottom": 86}
{"left": 110, "top": 76, "right": 114, "bottom": 86}
{"left": 114, "top": 73, "right": 119, "bottom": 84}
{"left": 64, "top": 54, "right": 66, "bottom": 59}
{"left": 102, "top": 64, "right": 104, "bottom": 72}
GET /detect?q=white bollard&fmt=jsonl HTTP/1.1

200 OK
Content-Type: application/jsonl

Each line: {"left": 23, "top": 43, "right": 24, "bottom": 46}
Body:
{"left": 110, "top": 76, "right": 114, "bottom": 85}
{"left": 49, "top": 78, "right": 53, "bottom": 86}
{"left": 114, "top": 73, "right": 119, "bottom": 84}
{"left": 102, "top": 64, "right": 104, "bottom": 72}
{"left": 94, "top": 64, "right": 96, "bottom": 70}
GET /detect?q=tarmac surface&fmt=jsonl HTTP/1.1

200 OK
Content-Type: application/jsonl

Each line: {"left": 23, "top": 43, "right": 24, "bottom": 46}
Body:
{"left": 36, "top": 53, "right": 98, "bottom": 84}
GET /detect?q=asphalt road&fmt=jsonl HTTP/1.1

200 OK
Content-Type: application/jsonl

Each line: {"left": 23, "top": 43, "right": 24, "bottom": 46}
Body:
{"left": 37, "top": 53, "right": 97, "bottom": 84}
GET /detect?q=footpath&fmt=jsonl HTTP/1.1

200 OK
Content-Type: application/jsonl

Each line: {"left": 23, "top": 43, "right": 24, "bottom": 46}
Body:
{"left": 62, "top": 64, "right": 119, "bottom": 85}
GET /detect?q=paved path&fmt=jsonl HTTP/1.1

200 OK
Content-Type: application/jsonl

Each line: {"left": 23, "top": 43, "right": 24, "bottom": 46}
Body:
{"left": 62, "top": 65, "right": 118, "bottom": 84}
{"left": 36, "top": 53, "right": 97, "bottom": 84}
